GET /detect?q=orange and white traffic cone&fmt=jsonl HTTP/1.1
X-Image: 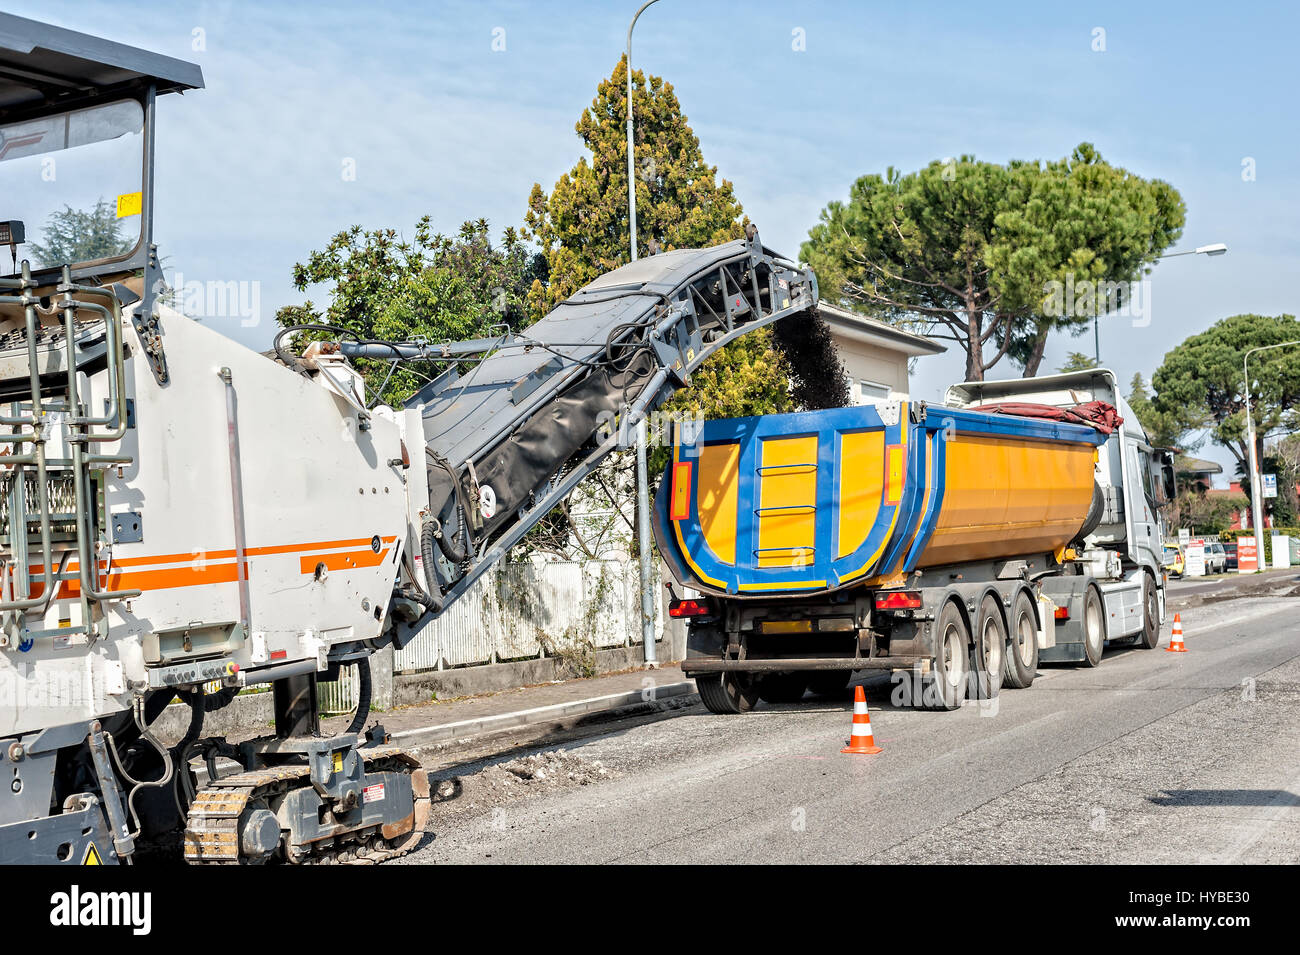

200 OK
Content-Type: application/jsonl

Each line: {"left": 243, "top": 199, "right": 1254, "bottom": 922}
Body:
{"left": 1166, "top": 613, "right": 1187, "bottom": 653}
{"left": 841, "top": 685, "right": 883, "bottom": 755}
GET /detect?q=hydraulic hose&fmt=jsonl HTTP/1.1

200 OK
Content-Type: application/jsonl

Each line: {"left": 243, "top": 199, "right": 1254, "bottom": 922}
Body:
{"left": 419, "top": 521, "right": 449, "bottom": 611}
{"left": 345, "top": 657, "right": 372, "bottom": 737}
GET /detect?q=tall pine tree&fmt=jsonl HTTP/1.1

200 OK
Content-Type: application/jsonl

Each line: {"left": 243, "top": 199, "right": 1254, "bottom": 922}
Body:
{"left": 526, "top": 56, "right": 844, "bottom": 441}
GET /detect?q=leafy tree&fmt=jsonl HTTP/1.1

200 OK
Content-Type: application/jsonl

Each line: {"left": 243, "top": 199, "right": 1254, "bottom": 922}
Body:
{"left": 1234, "top": 453, "right": 1299, "bottom": 528}
{"left": 1171, "top": 489, "right": 1246, "bottom": 536}
{"left": 1272, "top": 434, "right": 1300, "bottom": 526}
{"left": 1058, "top": 351, "right": 1099, "bottom": 373}
{"left": 1149, "top": 313, "right": 1300, "bottom": 470}
{"left": 275, "top": 218, "right": 545, "bottom": 404}
{"left": 802, "top": 145, "right": 1184, "bottom": 381}
{"left": 1126, "top": 372, "right": 1203, "bottom": 450}
{"left": 29, "top": 199, "right": 134, "bottom": 268}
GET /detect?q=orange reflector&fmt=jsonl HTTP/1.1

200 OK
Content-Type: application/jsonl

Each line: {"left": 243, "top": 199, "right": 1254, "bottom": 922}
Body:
{"left": 884, "top": 444, "right": 905, "bottom": 505}
{"left": 1054, "top": 606, "right": 1070, "bottom": 621}
{"left": 670, "top": 461, "right": 692, "bottom": 520}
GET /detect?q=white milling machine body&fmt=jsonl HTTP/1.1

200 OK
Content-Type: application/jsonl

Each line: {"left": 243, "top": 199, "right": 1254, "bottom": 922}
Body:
{"left": 0, "top": 16, "right": 429, "bottom": 864}
{"left": 0, "top": 16, "right": 819, "bottom": 864}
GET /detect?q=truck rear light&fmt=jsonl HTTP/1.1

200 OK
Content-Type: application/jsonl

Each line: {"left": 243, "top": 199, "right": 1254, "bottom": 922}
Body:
{"left": 1054, "top": 606, "right": 1070, "bottom": 621}
{"left": 669, "top": 598, "right": 713, "bottom": 618}
{"left": 874, "top": 590, "right": 922, "bottom": 611}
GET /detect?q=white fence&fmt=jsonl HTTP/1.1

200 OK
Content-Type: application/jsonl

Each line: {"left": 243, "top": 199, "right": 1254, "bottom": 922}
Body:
{"left": 319, "top": 560, "right": 663, "bottom": 713}
{"left": 395, "top": 559, "right": 662, "bottom": 672}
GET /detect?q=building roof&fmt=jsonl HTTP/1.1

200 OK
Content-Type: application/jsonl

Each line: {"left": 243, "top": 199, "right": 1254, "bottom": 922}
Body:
{"left": 1177, "top": 456, "right": 1223, "bottom": 476}
{"left": 816, "top": 302, "right": 946, "bottom": 357}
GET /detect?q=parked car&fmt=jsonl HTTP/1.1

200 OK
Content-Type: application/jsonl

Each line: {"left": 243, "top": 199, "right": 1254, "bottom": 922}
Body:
{"left": 1204, "top": 541, "right": 1228, "bottom": 574}
{"left": 1162, "top": 545, "right": 1185, "bottom": 578}
{"left": 1224, "top": 541, "right": 1238, "bottom": 571}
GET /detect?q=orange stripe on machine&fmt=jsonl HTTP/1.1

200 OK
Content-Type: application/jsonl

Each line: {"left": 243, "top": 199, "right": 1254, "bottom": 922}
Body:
{"left": 27, "top": 536, "right": 399, "bottom": 596}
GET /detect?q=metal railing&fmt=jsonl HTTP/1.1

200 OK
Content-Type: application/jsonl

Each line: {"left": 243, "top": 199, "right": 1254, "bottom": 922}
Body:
{"left": 0, "top": 263, "right": 138, "bottom": 646}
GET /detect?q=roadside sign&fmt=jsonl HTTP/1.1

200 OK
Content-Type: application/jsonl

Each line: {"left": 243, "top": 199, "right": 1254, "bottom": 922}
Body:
{"left": 1263, "top": 473, "right": 1278, "bottom": 499}
{"left": 1184, "top": 538, "right": 1206, "bottom": 577}
{"left": 1238, "top": 538, "right": 1259, "bottom": 573}
{"left": 1271, "top": 535, "right": 1292, "bottom": 569}
{"left": 1178, "top": 528, "right": 1190, "bottom": 547}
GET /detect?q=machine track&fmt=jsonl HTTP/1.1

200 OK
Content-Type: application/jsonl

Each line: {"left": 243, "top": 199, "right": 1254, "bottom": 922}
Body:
{"left": 182, "top": 746, "right": 431, "bottom": 865}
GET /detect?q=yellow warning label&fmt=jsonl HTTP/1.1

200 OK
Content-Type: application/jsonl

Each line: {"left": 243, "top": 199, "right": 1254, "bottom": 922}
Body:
{"left": 332, "top": 752, "right": 343, "bottom": 773}
{"left": 116, "top": 191, "right": 142, "bottom": 218}
{"left": 83, "top": 842, "right": 103, "bottom": 865}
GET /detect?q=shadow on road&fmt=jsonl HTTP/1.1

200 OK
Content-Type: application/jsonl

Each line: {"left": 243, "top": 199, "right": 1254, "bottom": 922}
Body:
{"left": 1147, "top": 789, "right": 1299, "bottom": 807}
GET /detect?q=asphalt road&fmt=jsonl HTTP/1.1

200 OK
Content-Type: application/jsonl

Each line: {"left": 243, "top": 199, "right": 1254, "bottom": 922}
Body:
{"left": 404, "top": 578, "right": 1300, "bottom": 864}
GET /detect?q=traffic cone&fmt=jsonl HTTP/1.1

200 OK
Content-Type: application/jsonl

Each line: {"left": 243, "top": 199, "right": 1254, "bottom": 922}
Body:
{"left": 841, "top": 685, "right": 883, "bottom": 755}
{"left": 1166, "top": 613, "right": 1187, "bottom": 653}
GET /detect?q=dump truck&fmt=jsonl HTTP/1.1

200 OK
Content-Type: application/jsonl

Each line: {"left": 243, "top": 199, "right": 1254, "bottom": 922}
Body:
{"left": 0, "top": 15, "right": 819, "bottom": 864}
{"left": 655, "top": 369, "right": 1177, "bottom": 713}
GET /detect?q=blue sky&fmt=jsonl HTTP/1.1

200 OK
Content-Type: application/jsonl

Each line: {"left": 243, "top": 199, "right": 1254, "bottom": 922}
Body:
{"left": 13, "top": 0, "right": 1298, "bottom": 483}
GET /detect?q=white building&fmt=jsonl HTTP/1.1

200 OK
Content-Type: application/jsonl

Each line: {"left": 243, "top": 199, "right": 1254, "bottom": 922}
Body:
{"left": 817, "top": 301, "right": 946, "bottom": 402}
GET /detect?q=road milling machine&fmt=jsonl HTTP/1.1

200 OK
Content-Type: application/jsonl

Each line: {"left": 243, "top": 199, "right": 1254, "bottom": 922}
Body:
{"left": 0, "top": 15, "right": 818, "bottom": 863}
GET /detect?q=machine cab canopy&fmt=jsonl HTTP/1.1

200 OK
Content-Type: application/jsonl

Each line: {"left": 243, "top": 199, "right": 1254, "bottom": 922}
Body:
{"left": 0, "top": 13, "right": 203, "bottom": 283}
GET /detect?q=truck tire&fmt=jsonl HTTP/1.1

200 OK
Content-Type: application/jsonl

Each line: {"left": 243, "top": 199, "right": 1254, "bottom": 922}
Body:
{"left": 1080, "top": 586, "right": 1105, "bottom": 667}
{"left": 806, "top": 670, "right": 852, "bottom": 699}
{"left": 697, "top": 673, "right": 761, "bottom": 714}
{"left": 925, "top": 601, "right": 970, "bottom": 711}
{"left": 1136, "top": 574, "right": 1160, "bottom": 650}
{"left": 1003, "top": 590, "right": 1039, "bottom": 689}
{"left": 970, "top": 595, "right": 1005, "bottom": 699}
{"left": 758, "top": 672, "right": 808, "bottom": 704}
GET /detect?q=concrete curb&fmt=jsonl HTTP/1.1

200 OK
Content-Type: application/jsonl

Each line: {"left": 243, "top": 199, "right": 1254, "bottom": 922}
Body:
{"left": 390, "top": 680, "right": 697, "bottom": 749}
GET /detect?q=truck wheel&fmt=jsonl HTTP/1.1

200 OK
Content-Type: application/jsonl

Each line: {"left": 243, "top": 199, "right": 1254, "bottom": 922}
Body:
{"left": 1003, "top": 591, "right": 1039, "bottom": 689}
{"left": 1080, "top": 586, "right": 1105, "bottom": 667}
{"left": 758, "top": 672, "right": 808, "bottom": 704}
{"left": 1135, "top": 575, "right": 1160, "bottom": 650}
{"left": 806, "top": 670, "right": 852, "bottom": 699}
{"left": 696, "top": 673, "right": 760, "bottom": 714}
{"left": 925, "top": 601, "right": 969, "bottom": 711}
{"left": 970, "top": 595, "right": 1005, "bottom": 699}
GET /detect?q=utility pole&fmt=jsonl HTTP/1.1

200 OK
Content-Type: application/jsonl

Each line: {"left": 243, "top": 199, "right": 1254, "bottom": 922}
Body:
{"left": 627, "top": 0, "right": 661, "bottom": 664}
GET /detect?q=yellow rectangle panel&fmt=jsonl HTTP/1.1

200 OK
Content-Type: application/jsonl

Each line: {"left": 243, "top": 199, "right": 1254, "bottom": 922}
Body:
{"left": 761, "top": 619, "right": 813, "bottom": 634}
{"left": 836, "top": 430, "right": 885, "bottom": 558}
{"left": 697, "top": 443, "right": 740, "bottom": 566}
{"left": 757, "top": 435, "right": 818, "bottom": 568}
{"left": 918, "top": 435, "right": 1096, "bottom": 567}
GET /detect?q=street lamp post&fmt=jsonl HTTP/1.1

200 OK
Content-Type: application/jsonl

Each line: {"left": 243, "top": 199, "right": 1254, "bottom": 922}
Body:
{"left": 626, "top": 0, "right": 660, "bottom": 264}
{"left": 627, "top": 0, "right": 661, "bottom": 665}
{"left": 1094, "top": 242, "right": 1228, "bottom": 364}
{"left": 1243, "top": 339, "right": 1300, "bottom": 571}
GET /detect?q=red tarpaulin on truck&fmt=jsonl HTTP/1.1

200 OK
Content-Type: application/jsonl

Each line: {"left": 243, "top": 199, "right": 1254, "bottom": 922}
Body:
{"left": 970, "top": 400, "right": 1124, "bottom": 435}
